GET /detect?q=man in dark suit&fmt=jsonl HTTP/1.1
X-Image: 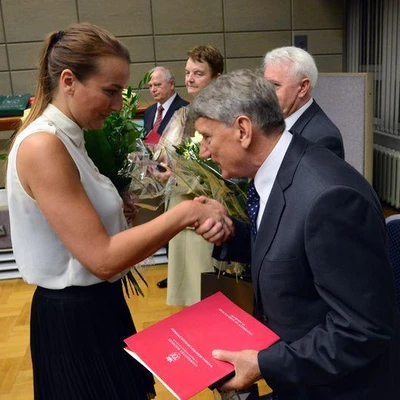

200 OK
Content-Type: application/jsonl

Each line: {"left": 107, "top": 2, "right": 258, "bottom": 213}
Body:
{"left": 192, "top": 70, "right": 400, "bottom": 399}
{"left": 263, "top": 46, "right": 345, "bottom": 160}
{"left": 143, "top": 66, "right": 188, "bottom": 140}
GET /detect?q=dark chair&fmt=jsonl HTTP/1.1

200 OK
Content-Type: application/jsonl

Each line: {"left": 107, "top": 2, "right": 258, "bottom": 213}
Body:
{"left": 385, "top": 214, "right": 400, "bottom": 311}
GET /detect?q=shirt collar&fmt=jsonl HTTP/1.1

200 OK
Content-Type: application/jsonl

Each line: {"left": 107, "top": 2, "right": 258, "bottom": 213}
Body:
{"left": 285, "top": 98, "right": 313, "bottom": 131}
{"left": 254, "top": 129, "right": 293, "bottom": 203}
{"left": 43, "top": 104, "right": 85, "bottom": 148}
{"left": 159, "top": 92, "right": 177, "bottom": 112}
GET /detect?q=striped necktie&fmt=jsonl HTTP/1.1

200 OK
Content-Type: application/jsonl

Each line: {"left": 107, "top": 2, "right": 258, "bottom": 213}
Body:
{"left": 246, "top": 180, "right": 260, "bottom": 236}
{"left": 153, "top": 104, "right": 164, "bottom": 133}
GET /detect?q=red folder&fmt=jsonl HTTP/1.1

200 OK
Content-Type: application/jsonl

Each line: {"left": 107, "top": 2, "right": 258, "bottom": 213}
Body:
{"left": 124, "top": 292, "right": 280, "bottom": 400}
{"left": 143, "top": 129, "right": 161, "bottom": 144}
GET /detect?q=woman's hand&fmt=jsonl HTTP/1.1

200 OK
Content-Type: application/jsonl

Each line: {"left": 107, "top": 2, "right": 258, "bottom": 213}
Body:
{"left": 192, "top": 196, "right": 234, "bottom": 245}
{"left": 153, "top": 163, "right": 173, "bottom": 183}
{"left": 122, "top": 191, "right": 139, "bottom": 225}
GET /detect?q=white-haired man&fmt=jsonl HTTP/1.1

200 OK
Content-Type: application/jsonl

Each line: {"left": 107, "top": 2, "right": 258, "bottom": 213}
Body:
{"left": 263, "top": 46, "right": 344, "bottom": 159}
{"left": 143, "top": 66, "right": 188, "bottom": 142}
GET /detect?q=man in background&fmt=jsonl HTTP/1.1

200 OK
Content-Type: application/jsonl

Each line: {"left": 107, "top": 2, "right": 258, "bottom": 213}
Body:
{"left": 143, "top": 66, "right": 188, "bottom": 142}
{"left": 193, "top": 69, "right": 400, "bottom": 399}
{"left": 263, "top": 46, "right": 344, "bottom": 159}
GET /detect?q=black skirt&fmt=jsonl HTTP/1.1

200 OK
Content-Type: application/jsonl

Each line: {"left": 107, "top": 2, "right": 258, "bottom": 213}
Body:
{"left": 30, "top": 280, "right": 155, "bottom": 400}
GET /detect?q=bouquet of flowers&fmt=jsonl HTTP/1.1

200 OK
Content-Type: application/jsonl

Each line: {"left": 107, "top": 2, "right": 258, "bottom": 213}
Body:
{"left": 172, "top": 131, "right": 249, "bottom": 222}
{"left": 120, "top": 131, "right": 249, "bottom": 220}
{"left": 169, "top": 133, "right": 251, "bottom": 278}
{"left": 120, "top": 131, "right": 251, "bottom": 277}
{"left": 119, "top": 149, "right": 174, "bottom": 211}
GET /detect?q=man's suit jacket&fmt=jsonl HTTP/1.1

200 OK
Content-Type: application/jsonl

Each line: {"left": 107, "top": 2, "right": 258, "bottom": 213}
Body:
{"left": 290, "top": 100, "right": 345, "bottom": 159}
{"left": 216, "top": 135, "right": 400, "bottom": 399}
{"left": 143, "top": 94, "right": 188, "bottom": 135}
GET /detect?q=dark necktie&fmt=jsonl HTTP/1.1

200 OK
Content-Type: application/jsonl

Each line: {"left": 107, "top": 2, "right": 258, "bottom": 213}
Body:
{"left": 246, "top": 180, "right": 260, "bottom": 236}
{"left": 153, "top": 104, "right": 164, "bottom": 133}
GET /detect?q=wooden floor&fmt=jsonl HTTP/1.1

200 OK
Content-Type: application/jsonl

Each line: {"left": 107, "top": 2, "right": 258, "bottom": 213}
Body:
{"left": 0, "top": 264, "right": 272, "bottom": 400}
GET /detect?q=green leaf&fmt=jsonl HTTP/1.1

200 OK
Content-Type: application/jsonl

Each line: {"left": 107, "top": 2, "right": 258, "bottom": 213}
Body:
{"left": 83, "top": 129, "right": 118, "bottom": 181}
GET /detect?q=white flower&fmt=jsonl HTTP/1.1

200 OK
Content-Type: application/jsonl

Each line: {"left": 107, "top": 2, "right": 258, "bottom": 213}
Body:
{"left": 192, "top": 131, "right": 203, "bottom": 143}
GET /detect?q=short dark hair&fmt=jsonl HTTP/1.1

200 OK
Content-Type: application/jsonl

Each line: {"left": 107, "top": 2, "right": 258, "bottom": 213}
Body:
{"left": 187, "top": 45, "right": 224, "bottom": 77}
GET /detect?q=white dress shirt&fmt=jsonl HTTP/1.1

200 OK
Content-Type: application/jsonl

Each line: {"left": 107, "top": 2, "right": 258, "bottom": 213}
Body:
{"left": 153, "top": 92, "right": 177, "bottom": 124}
{"left": 285, "top": 98, "right": 313, "bottom": 132}
{"left": 254, "top": 129, "right": 293, "bottom": 228}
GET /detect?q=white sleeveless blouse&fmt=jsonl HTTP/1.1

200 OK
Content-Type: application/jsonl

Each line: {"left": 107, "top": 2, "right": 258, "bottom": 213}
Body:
{"left": 7, "top": 104, "right": 127, "bottom": 289}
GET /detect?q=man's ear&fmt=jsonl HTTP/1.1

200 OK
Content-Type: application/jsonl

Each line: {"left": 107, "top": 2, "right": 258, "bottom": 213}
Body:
{"left": 59, "top": 69, "right": 76, "bottom": 95}
{"left": 298, "top": 77, "right": 310, "bottom": 98}
{"left": 236, "top": 115, "right": 253, "bottom": 149}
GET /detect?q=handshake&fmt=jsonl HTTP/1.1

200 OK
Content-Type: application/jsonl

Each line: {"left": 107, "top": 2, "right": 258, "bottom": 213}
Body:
{"left": 191, "top": 196, "right": 235, "bottom": 246}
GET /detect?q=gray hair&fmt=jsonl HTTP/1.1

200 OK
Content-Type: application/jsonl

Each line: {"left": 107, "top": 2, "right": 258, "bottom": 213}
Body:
{"left": 263, "top": 46, "right": 318, "bottom": 89}
{"left": 149, "top": 66, "right": 175, "bottom": 82}
{"left": 189, "top": 69, "right": 284, "bottom": 134}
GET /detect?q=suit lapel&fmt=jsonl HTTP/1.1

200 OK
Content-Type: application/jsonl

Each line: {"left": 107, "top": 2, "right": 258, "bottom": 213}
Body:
{"left": 251, "top": 186, "right": 285, "bottom": 302}
{"left": 144, "top": 104, "right": 157, "bottom": 133}
{"left": 159, "top": 95, "right": 183, "bottom": 133}
{"left": 251, "top": 135, "right": 308, "bottom": 301}
{"left": 290, "top": 100, "right": 320, "bottom": 135}
{"left": 150, "top": 106, "right": 157, "bottom": 129}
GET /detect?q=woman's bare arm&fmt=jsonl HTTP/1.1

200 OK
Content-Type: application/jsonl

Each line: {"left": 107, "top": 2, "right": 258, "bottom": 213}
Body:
{"left": 17, "top": 133, "right": 232, "bottom": 280}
